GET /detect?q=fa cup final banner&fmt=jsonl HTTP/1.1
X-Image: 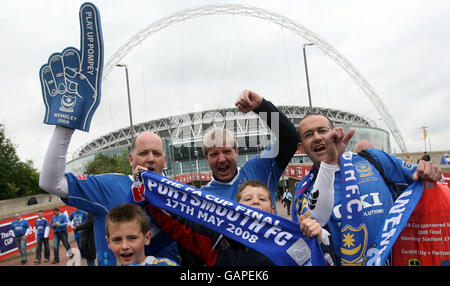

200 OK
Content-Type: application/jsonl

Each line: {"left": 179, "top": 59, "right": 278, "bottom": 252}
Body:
{"left": 131, "top": 171, "right": 326, "bottom": 266}
{"left": 392, "top": 182, "right": 450, "bottom": 266}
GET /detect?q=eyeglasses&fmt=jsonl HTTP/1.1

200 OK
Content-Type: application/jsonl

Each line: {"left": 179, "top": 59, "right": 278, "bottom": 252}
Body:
{"left": 300, "top": 126, "right": 331, "bottom": 141}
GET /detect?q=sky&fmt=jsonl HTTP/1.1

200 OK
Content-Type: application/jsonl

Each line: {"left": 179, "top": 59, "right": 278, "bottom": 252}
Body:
{"left": 0, "top": 0, "right": 449, "bottom": 171}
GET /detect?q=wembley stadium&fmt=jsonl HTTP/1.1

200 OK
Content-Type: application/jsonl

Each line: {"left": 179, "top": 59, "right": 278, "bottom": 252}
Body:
{"left": 66, "top": 105, "right": 391, "bottom": 189}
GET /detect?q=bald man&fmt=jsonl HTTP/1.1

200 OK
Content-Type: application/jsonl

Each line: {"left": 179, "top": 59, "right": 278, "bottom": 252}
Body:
{"left": 39, "top": 126, "right": 179, "bottom": 266}
{"left": 353, "top": 140, "right": 374, "bottom": 153}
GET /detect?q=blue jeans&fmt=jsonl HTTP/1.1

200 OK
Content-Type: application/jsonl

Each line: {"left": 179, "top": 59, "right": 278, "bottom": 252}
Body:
{"left": 13, "top": 236, "right": 27, "bottom": 262}
{"left": 36, "top": 237, "right": 50, "bottom": 261}
{"left": 53, "top": 231, "right": 71, "bottom": 261}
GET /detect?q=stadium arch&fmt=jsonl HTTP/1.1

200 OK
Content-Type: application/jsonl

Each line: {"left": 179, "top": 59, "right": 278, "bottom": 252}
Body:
{"left": 102, "top": 3, "right": 407, "bottom": 153}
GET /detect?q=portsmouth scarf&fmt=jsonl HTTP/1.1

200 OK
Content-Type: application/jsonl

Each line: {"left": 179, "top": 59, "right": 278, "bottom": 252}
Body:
{"left": 340, "top": 152, "right": 425, "bottom": 266}
{"left": 293, "top": 152, "right": 424, "bottom": 266}
{"left": 131, "top": 171, "right": 327, "bottom": 266}
{"left": 339, "top": 151, "right": 369, "bottom": 265}
{"left": 339, "top": 151, "right": 424, "bottom": 265}
{"left": 292, "top": 153, "right": 369, "bottom": 265}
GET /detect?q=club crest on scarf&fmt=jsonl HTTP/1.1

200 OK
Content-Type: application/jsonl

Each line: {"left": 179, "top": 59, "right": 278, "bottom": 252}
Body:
{"left": 355, "top": 162, "right": 373, "bottom": 177}
{"left": 340, "top": 224, "right": 368, "bottom": 265}
{"left": 355, "top": 161, "right": 381, "bottom": 185}
{"left": 355, "top": 162, "right": 375, "bottom": 179}
{"left": 299, "top": 196, "right": 313, "bottom": 219}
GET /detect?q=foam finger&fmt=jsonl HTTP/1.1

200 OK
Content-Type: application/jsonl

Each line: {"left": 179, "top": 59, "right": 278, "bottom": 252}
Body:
{"left": 62, "top": 48, "right": 81, "bottom": 92}
{"left": 79, "top": 3, "right": 103, "bottom": 86}
{"left": 40, "top": 65, "right": 57, "bottom": 97}
{"left": 63, "top": 48, "right": 81, "bottom": 75}
{"left": 49, "top": 54, "right": 67, "bottom": 94}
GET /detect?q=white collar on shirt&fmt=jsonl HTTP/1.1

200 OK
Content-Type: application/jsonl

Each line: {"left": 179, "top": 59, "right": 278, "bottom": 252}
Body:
{"left": 140, "top": 256, "right": 156, "bottom": 265}
{"left": 206, "top": 167, "right": 241, "bottom": 187}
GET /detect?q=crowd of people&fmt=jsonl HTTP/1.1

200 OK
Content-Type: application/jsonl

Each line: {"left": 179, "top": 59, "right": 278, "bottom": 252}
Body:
{"left": 19, "top": 89, "right": 441, "bottom": 267}
{"left": 9, "top": 207, "right": 95, "bottom": 265}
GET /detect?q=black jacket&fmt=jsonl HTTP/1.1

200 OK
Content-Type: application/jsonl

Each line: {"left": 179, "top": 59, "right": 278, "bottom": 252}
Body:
{"left": 75, "top": 213, "right": 96, "bottom": 260}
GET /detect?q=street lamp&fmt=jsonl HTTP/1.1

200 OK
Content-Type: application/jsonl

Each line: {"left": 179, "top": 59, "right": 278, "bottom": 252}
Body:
{"left": 194, "top": 150, "right": 199, "bottom": 173}
{"left": 188, "top": 145, "right": 193, "bottom": 186}
{"left": 303, "top": 43, "right": 314, "bottom": 109}
{"left": 116, "top": 64, "right": 134, "bottom": 142}
{"left": 170, "top": 144, "right": 176, "bottom": 177}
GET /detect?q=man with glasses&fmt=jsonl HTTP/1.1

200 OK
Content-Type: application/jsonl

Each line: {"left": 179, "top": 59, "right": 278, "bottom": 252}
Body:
{"left": 292, "top": 113, "right": 443, "bottom": 265}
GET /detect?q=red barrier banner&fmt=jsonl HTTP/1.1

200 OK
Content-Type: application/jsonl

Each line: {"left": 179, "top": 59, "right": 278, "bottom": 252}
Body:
{"left": 173, "top": 173, "right": 213, "bottom": 184}
{"left": 392, "top": 183, "right": 450, "bottom": 266}
{"left": 284, "top": 166, "right": 312, "bottom": 180}
{"left": 0, "top": 205, "right": 76, "bottom": 261}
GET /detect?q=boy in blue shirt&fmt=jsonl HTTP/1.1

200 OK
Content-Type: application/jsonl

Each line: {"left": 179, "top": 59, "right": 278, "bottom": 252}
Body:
{"left": 105, "top": 203, "right": 178, "bottom": 266}
{"left": 34, "top": 210, "right": 50, "bottom": 264}
{"left": 50, "top": 207, "right": 72, "bottom": 264}
{"left": 10, "top": 213, "right": 31, "bottom": 264}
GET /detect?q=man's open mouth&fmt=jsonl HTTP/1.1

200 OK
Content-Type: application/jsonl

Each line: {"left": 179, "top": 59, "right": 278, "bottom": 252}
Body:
{"left": 217, "top": 165, "right": 230, "bottom": 172}
{"left": 313, "top": 144, "right": 326, "bottom": 153}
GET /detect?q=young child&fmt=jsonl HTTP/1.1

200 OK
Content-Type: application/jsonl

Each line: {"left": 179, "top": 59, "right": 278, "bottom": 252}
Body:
{"left": 236, "top": 181, "right": 323, "bottom": 239}
{"left": 105, "top": 203, "right": 178, "bottom": 266}
{"left": 146, "top": 180, "right": 325, "bottom": 266}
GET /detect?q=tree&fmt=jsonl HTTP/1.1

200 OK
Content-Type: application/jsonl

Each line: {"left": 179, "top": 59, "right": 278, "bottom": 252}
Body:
{"left": 84, "top": 150, "right": 131, "bottom": 175}
{"left": 0, "top": 124, "right": 44, "bottom": 200}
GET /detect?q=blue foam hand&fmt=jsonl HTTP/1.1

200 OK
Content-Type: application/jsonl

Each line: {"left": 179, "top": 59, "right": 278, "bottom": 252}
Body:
{"left": 40, "top": 3, "right": 103, "bottom": 132}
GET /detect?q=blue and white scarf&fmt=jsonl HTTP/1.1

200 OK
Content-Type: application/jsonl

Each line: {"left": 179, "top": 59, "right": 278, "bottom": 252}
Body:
{"left": 340, "top": 152, "right": 425, "bottom": 266}
{"left": 366, "top": 181, "right": 424, "bottom": 266}
{"left": 339, "top": 152, "right": 369, "bottom": 265}
{"left": 293, "top": 151, "right": 424, "bottom": 266}
{"left": 131, "top": 171, "right": 327, "bottom": 266}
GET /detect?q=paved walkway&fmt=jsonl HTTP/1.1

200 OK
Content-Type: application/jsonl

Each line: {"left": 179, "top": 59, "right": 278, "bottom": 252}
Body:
{"left": 0, "top": 240, "right": 92, "bottom": 266}
{"left": 276, "top": 199, "right": 292, "bottom": 220}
